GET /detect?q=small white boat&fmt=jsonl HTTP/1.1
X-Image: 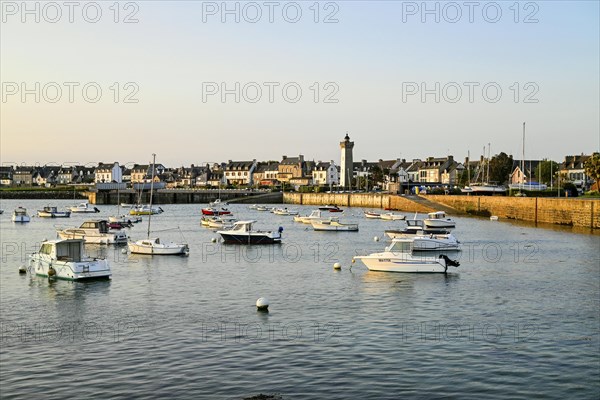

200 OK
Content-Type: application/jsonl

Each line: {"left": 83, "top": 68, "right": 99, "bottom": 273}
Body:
{"left": 380, "top": 212, "right": 406, "bottom": 221}
{"left": 28, "top": 239, "right": 111, "bottom": 280}
{"left": 273, "top": 208, "right": 299, "bottom": 216}
{"left": 57, "top": 220, "right": 128, "bottom": 245}
{"left": 353, "top": 239, "right": 460, "bottom": 273}
{"left": 130, "top": 205, "right": 164, "bottom": 215}
{"left": 37, "top": 206, "right": 71, "bottom": 218}
{"left": 385, "top": 227, "right": 450, "bottom": 239}
{"left": 293, "top": 210, "right": 324, "bottom": 224}
{"left": 128, "top": 237, "right": 189, "bottom": 255}
{"left": 69, "top": 202, "right": 100, "bottom": 213}
{"left": 12, "top": 207, "right": 30, "bottom": 223}
{"left": 255, "top": 206, "right": 271, "bottom": 211}
{"left": 311, "top": 220, "right": 358, "bottom": 231}
{"left": 109, "top": 215, "right": 142, "bottom": 224}
{"left": 218, "top": 220, "right": 283, "bottom": 244}
{"left": 411, "top": 233, "right": 460, "bottom": 252}
{"left": 490, "top": 216, "right": 499, "bottom": 221}
{"left": 423, "top": 211, "right": 456, "bottom": 229}
{"left": 364, "top": 211, "right": 381, "bottom": 219}
{"left": 207, "top": 215, "right": 237, "bottom": 229}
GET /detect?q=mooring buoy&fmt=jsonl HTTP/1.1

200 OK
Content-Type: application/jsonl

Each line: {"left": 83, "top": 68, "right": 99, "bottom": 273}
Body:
{"left": 333, "top": 262, "right": 342, "bottom": 270}
{"left": 256, "top": 297, "right": 269, "bottom": 312}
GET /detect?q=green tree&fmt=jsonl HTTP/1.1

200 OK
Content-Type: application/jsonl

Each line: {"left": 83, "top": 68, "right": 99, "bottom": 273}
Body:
{"left": 536, "top": 160, "right": 559, "bottom": 185}
{"left": 584, "top": 153, "right": 600, "bottom": 184}
{"left": 489, "top": 152, "right": 513, "bottom": 184}
{"left": 370, "top": 166, "right": 384, "bottom": 185}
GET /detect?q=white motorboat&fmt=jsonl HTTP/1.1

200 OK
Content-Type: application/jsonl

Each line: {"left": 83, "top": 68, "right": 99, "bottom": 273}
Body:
{"left": 380, "top": 212, "right": 406, "bottom": 221}
{"left": 109, "top": 215, "right": 142, "bottom": 224}
{"left": 37, "top": 206, "right": 71, "bottom": 218}
{"left": 255, "top": 206, "right": 271, "bottom": 212}
{"left": 218, "top": 220, "right": 283, "bottom": 244}
{"left": 130, "top": 205, "right": 164, "bottom": 215}
{"left": 490, "top": 216, "right": 499, "bottom": 221}
{"left": 411, "top": 233, "right": 460, "bottom": 252}
{"left": 129, "top": 154, "right": 188, "bottom": 255}
{"left": 469, "top": 183, "right": 507, "bottom": 195}
{"left": 423, "top": 211, "right": 456, "bottom": 229}
{"left": 273, "top": 208, "right": 299, "bottom": 216}
{"left": 69, "top": 202, "right": 100, "bottom": 213}
{"left": 128, "top": 237, "right": 189, "bottom": 255}
{"left": 207, "top": 215, "right": 237, "bottom": 229}
{"left": 352, "top": 238, "right": 460, "bottom": 273}
{"left": 385, "top": 227, "right": 450, "bottom": 239}
{"left": 293, "top": 210, "right": 324, "bottom": 224}
{"left": 12, "top": 207, "right": 30, "bottom": 223}
{"left": 364, "top": 211, "right": 381, "bottom": 219}
{"left": 311, "top": 220, "right": 358, "bottom": 231}
{"left": 57, "top": 220, "right": 128, "bottom": 245}
{"left": 28, "top": 239, "right": 111, "bottom": 280}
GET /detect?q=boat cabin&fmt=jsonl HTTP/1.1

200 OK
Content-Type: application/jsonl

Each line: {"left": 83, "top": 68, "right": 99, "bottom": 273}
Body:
{"left": 406, "top": 219, "right": 424, "bottom": 228}
{"left": 43, "top": 206, "right": 58, "bottom": 213}
{"left": 308, "top": 210, "right": 322, "bottom": 218}
{"left": 427, "top": 211, "right": 447, "bottom": 220}
{"left": 230, "top": 221, "right": 255, "bottom": 232}
{"left": 386, "top": 239, "right": 413, "bottom": 253}
{"left": 79, "top": 220, "right": 110, "bottom": 233}
{"left": 39, "top": 240, "right": 84, "bottom": 262}
{"left": 14, "top": 207, "right": 28, "bottom": 216}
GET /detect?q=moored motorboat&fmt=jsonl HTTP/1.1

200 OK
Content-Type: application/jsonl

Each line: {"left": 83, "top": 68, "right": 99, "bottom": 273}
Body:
{"left": 353, "top": 238, "right": 460, "bottom": 273}
{"left": 364, "top": 211, "right": 381, "bottom": 219}
{"left": 293, "top": 210, "right": 324, "bottom": 224}
{"left": 57, "top": 220, "right": 128, "bottom": 244}
{"left": 380, "top": 212, "right": 406, "bottom": 221}
{"left": 28, "top": 239, "right": 111, "bottom": 280}
{"left": 423, "top": 211, "right": 456, "bottom": 229}
{"left": 385, "top": 227, "right": 450, "bottom": 239}
{"left": 12, "top": 207, "right": 31, "bottom": 223}
{"left": 311, "top": 219, "right": 358, "bottom": 231}
{"left": 130, "top": 205, "right": 163, "bottom": 215}
{"left": 69, "top": 202, "right": 100, "bottom": 213}
{"left": 319, "top": 204, "right": 343, "bottom": 212}
{"left": 218, "top": 220, "right": 283, "bottom": 244}
{"left": 37, "top": 206, "right": 71, "bottom": 218}
{"left": 273, "top": 208, "right": 299, "bottom": 216}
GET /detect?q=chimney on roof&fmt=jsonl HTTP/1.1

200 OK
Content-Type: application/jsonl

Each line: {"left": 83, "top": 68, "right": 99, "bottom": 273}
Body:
{"left": 448, "top": 155, "right": 453, "bottom": 161}
{"left": 299, "top": 155, "right": 304, "bottom": 163}
{"left": 282, "top": 155, "right": 287, "bottom": 160}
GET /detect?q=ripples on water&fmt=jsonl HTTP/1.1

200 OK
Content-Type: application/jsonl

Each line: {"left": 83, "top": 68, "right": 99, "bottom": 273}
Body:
{"left": 1, "top": 200, "right": 599, "bottom": 399}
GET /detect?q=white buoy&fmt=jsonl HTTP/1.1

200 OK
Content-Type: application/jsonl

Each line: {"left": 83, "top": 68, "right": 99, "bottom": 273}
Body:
{"left": 333, "top": 262, "right": 342, "bottom": 270}
{"left": 256, "top": 297, "right": 269, "bottom": 311}
{"left": 211, "top": 237, "right": 217, "bottom": 243}
{"left": 374, "top": 236, "right": 380, "bottom": 242}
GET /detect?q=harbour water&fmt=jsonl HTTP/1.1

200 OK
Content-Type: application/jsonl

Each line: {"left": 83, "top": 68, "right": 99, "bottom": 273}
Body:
{"left": 1, "top": 200, "right": 599, "bottom": 399}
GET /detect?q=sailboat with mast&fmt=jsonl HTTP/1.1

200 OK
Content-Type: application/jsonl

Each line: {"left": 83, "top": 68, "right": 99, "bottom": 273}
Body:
{"left": 128, "top": 154, "right": 189, "bottom": 255}
{"left": 467, "top": 143, "right": 506, "bottom": 195}
{"left": 508, "top": 122, "right": 547, "bottom": 192}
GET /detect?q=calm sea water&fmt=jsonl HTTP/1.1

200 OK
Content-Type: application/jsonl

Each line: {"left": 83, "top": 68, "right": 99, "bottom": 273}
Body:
{"left": 1, "top": 199, "right": 599, "bottom": 399}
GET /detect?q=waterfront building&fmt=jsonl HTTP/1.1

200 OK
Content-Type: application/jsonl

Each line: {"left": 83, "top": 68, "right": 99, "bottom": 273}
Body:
{"left": 94, "top": 162, "right": 123, "bottom": 183}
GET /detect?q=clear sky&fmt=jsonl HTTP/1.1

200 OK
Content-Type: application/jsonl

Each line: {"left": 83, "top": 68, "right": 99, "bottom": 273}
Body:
{"left": 1, "top": 0, "right": 599, "bottom": 167}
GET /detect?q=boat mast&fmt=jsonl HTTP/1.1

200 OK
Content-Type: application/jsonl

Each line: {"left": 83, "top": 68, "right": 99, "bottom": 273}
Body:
{"left": 522, "top": 122, "right": 525, "bottom": 190}
{"left": 147, "top": 153, "right": 156, "bottom": 238}
{"left": 487, "top": 143, "right": 491, "bottom": 183}
{"left": 467, "top": 150, "right": 470, "bottom": 184}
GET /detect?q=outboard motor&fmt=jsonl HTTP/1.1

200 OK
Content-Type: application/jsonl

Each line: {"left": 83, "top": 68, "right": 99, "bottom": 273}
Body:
{"left": 278, "top": 226, "right": 284, "bottom": 236}
{"left": 94, "top": 207, "right": 100, "bottom": 213}
{"left": 439, "top": 254, "right": 460, "bottom": 274}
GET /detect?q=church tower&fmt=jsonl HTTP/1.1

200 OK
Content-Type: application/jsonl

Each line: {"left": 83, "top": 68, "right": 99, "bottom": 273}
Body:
{"left": 340, "top": 133, "right": 354, "bottom": 189}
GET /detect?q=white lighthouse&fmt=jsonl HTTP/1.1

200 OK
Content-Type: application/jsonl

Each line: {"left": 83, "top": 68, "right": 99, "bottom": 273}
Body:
{"left": 340, "top": 133, "right": 354, "bottom": 189}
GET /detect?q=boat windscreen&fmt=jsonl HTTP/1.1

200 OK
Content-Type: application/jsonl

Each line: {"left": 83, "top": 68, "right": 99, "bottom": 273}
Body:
{"left": 56, "top": 241, "right": 82, "bottom": 262}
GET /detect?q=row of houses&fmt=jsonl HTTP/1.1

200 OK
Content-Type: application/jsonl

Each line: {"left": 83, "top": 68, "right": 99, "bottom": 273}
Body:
{"left": 1, "top": 153, "right": 595, "bottom": 190}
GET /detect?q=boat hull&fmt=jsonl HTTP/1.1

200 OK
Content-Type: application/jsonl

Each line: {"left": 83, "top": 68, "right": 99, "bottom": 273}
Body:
{"left": 202, "top": 209, "right": 231, "bottom": 216}
{"left": 29, "top": 256, "right": 111, "bottom": 280}
{"left": 128, "top": 242, "right": 189, "bottom": 255}
{"left": 311, "top": 221, "right": 358, "bottom": 231}
{"left": 219, "top": 233, "right": 281, "bottom": 245}
{"left": 37, "top": 211, "right": 71, "bottom": 218}
{"left": 423, "top": 219, "right": 456, "bottom": 229}
{"left": 12, "top": 216, "right": 30, "bottom": 223}
{"left": 354, "top": 254, "right": 448, "bottom": 273}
